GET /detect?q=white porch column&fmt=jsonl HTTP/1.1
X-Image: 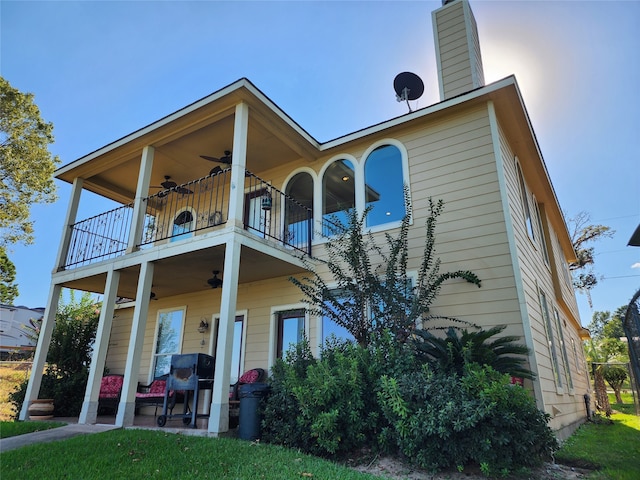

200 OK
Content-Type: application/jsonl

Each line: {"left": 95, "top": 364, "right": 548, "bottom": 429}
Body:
{"left": 227, "top": 102, "right": 249, "bottom": 227}
{"left": 79, "top": 268, "right": 121, "bottom": 424}
{"left": 54, "top": 177, "right": 83, "bottom": 271}
{"left": 208, "top": 239, "right": 241, "bottom": 434}
{"left": 127, "top": 145, "right": 155, "bottom": 253}
{"left": 115, "top": 261, "right": 154, "bottom": 427}
{"left": 19, "top": 284, "right": 62, "bottom": 420}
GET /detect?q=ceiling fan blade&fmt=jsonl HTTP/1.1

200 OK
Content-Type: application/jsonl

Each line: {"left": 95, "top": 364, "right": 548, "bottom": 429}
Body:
{"left": 200, "top": 150, "right": 232, "bottom": 164}
{"left": 200, "top": 155, "right": 221, "bottom": 162}
{"left": 176, "top": 186, "right": 193, "bottom": 195}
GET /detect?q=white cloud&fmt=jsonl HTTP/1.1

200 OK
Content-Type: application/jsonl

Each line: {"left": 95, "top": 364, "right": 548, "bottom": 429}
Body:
{"left": 632, "top": 263, "right": 640, "bottom": 269}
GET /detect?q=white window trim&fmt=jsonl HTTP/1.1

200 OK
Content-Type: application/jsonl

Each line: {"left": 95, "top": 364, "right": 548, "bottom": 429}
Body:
{"left": 360, "top": 138, "right": 412, "bottom": 227}
{"left": 533, "top": 196, "right": 550, "bottom": 266}
{"left": 171, "top": 206, "right": 197, "bottom": 240}
{"left": 268, "top": 303, "right": 309, "bottom": 369}
{"left": 316, "top": 140, "right": 412, "bottom": 244}
{"left": 538, "top": 287, "right": 563, "bottom": 393}
{"left": 282, "top": 168, "right": 318, "bottom": 247}
{"left": 515, "top": 157, "right": 535, "bottom": 242}
{"left": 212, "top": 309, "right": 248, "bottom": 382}
{"left": 150, "top": 305, "right": 187, "bottom": 382}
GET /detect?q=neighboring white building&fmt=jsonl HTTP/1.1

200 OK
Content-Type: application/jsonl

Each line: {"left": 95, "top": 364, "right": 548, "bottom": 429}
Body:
{"left": 0, "top": 304, "right": 43, "bottom": 357}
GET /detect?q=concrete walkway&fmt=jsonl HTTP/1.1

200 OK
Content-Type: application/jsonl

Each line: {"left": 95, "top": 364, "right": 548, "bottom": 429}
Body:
{"left": 0, "top": 423, "right": 120, "bottom": 453}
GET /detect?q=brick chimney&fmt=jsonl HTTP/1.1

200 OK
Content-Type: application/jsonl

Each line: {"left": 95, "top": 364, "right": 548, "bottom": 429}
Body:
{"left": 432, "top": 0, "right": 485, "bottom": 101}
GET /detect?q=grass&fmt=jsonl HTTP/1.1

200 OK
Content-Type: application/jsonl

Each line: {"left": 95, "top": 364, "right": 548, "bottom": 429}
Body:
{"left": 2, "top": 361, "right": 639, "bottom": 479}
{"left": 0, "top": 361, "right": 31, "bottom": 421}
{"left": 0, "top": 420, "right": 67, "bottom": 438}
{"left": 0, "top": 429, "right": 381, "bottom": 480}
{"left": 555, "top": 396, "right": 640, "bottom": 480}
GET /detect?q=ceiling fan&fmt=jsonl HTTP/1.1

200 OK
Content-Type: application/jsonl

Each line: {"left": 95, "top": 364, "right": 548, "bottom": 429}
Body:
{"left": 200, "top": 150, "right": 231, "bottom": 174}
{"left": 207, "top": 270, "right": 223, "bottom": 289}
{"left": 150, "top": 176, "right": 192, "bottom": 196}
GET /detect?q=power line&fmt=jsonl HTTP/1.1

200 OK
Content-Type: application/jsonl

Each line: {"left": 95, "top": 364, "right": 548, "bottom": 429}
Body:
{"left": 602, "top": 275, "right": 640, "bottom": 280}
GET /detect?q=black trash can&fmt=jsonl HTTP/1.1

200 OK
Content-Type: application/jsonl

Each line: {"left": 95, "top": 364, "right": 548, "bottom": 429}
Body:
{"left": 238, "top": 382, "right": 270, "bottom": 440}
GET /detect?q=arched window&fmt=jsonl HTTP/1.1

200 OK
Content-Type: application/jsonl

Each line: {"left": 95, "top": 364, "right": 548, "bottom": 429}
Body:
{"left": 322, "top": 159, "right": 355, "bottom": 236}
{"left": 171, "top": 209, "right": 194, "bottom": 241}
{"left": 285, "top": 172, "right": 314, "bottom": 247}
{"left": 364, "top": 145, "right": 405, "bottom": 227}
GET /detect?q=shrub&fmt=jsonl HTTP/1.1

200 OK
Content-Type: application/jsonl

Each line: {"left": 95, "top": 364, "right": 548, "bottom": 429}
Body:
{"left": 9, "top": 292, "right": 99, "bottom": 418}
{"left": 412, "top": 325, "right": 535, "bottom": 380}
{"left": 261, "top": 340, "right": 317, "bottom": 452}
{"left": 378, "top": 364, "right": 558, "bottom": 475}
{"left": 262, "top": 336, "right": 400, "bottom": 457}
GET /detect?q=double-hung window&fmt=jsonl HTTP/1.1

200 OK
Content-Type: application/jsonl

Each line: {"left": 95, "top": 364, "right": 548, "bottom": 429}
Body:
{"left": 152, "top": 307, "right": 185, "bottom": 378}
{"left": 276, "top": 309, "right": 306, "bottom": 358}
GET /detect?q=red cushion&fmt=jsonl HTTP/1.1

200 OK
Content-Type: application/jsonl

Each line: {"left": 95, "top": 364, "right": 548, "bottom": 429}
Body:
{"left": 99, "top": 376, "right": 123, "bottom": 397}
{"left": 238, "top": 369, "right": 260, "bottom": 384}
{"left": 149, "top": 380, "right": 166, "bottom": 394}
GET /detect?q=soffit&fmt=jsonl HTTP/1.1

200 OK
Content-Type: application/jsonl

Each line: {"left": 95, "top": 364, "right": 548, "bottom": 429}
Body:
{"left": 56, "top": 80, "right": 321, "bottom": 204}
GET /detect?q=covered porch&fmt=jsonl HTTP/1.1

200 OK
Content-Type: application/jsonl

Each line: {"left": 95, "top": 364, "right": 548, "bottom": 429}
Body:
{"left": 20, "top": 86, "right": 321, "bottom": 434}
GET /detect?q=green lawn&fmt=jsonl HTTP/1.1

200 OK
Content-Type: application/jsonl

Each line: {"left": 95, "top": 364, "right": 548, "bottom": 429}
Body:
{"left": 555, "top": 402, "right": 640, "bottom": 480}
{"left": 2, "top": 397, "right": 639, "bottom": 479}
{"left": 1, "top": 429, "right": 380, "bottom": 480}
{"left": 0, "top": 420, "right": 67, "bottom": 439}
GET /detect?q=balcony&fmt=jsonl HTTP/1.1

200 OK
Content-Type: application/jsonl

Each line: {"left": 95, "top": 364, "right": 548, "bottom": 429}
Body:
{"left": 63, "top": 169, "right": 312, "bottom": 270}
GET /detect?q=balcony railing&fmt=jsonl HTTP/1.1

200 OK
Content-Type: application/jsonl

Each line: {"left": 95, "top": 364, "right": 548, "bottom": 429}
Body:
{"left": 62, "top": 168, "right": 312, "bottom": 269}
{"left": 64, "top": 203, "right": 133, "bottom": 268}
{"left": 244, "top": 172, "right": 312, "bottom": 255}
{"left": 139, "top": 169, "right": 230, "bottom": 246}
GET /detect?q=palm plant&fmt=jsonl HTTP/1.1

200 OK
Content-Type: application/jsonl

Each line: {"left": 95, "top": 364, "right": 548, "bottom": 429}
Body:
{"left": 412, "top": 325, "right": 535, "bottom": 380}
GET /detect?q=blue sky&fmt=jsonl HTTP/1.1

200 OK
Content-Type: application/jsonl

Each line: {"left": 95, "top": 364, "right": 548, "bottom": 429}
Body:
{"left": 2, "top": 0, "right": 639, "bottom": 326}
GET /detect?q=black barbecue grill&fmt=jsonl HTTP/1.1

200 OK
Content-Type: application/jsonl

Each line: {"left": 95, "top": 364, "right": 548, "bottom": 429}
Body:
{"left": 157, "top": 353, "right": 214, "bottom": 428}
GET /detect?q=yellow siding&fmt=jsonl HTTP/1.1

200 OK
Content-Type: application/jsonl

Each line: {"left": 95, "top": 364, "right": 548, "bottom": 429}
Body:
{"left": 101, "top": 101, "right": 585, "bottom": 437}
{"left": 497, "top": 118, "right": 588, "bottom": 437}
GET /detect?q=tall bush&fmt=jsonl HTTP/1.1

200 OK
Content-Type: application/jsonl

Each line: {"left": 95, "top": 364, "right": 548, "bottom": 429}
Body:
{"left": 290, "top": 194, "right": 480, "bottom": 347}
{"left": 262, "top": 338, "right": 384, "bottom": 457}
{"left": 9, "top": 291, "right": 100, "bottom": 417}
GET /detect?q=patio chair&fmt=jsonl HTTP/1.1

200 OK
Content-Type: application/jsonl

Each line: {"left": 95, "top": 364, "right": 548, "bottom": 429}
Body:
{"left": 98, "top": 374, "right": 124, "bottom": 414}
{"left": 135, "top": 374, "right": 181, "bottom": 416}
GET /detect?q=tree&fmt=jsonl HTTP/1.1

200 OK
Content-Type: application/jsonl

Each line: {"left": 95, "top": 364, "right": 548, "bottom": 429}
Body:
{"left": 585, "top": 340, "right": 612, "bottom": 417}
{"left": 603, "top": 365, "right": 627, "bottom": 404}
{"left": 0, "top": 245, "right": 18, "bottom": 303}
{"left": 290, "top": 194, "right": 481, "bottom": 347}
{"left": 10, "top": 290, "right": 100, "bottom": 417}
{"left": 584, "top": 308, "right": 630, "bottom": 415}
{"left": 587, "top": 308, "right": 629, "bottom": 363}
{"left": 0, "top": 76, "right": 59, "bottom": 247}
{"left": 566, "top": 212, "right": 614, "bottom": 306}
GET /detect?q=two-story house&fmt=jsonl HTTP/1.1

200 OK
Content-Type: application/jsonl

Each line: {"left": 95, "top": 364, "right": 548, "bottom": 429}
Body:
{"left": 22, "top": 0, "right": 590, "bottom": 440}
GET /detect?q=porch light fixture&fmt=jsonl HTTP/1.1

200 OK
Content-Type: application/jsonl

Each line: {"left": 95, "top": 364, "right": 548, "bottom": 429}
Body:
{"left": 198, "top": 319, "right": 210, "bottom": 334}
{"left": 207, "top": 270, "right": 223, "bottom": 289}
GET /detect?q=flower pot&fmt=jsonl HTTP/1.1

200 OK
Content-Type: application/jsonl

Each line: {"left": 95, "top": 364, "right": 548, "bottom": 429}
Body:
{"left": 28, "top": 398, "right": 54, "bottom": 420}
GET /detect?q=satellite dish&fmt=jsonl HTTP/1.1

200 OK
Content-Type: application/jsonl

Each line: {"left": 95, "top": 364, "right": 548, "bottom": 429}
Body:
{"left": 394, "top": 72, "right": 424, "bottom": 112}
